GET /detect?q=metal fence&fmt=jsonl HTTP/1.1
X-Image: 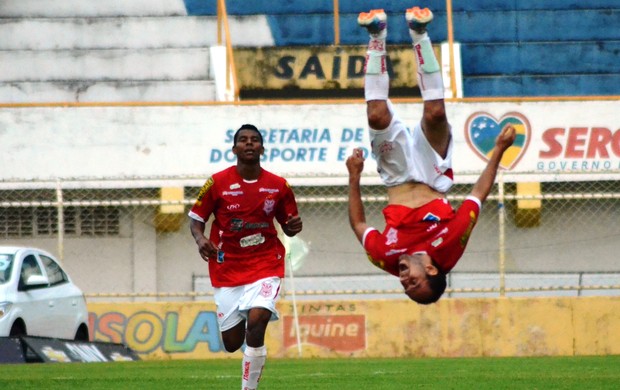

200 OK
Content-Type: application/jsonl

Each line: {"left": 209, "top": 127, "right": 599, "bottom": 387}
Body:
{"left": 1, "top": 173, "right": 619, "bottom": 301}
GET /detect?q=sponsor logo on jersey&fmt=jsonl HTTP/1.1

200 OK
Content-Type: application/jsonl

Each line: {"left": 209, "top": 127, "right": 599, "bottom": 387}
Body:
{"left": 459, "top": 210, "right": 478, "bottom": 247}
{"left": 426, "top": 222, "right": 438, "bottom": 232}
{"left": 222, "top": 190, "right": 243, "bottom": 196}
{"left": 194, "top": 177, "right": 214, "bottom": 206}
{"left": 231, "top": 218, "right": 244, "bottom": 232}
{"left": 259, "top": 187, "right": 279, "bottom": 194}
{"left": 230, "top": 183, "right": 241, "bottom": 190}
{"left": 367, "top": 253, "right": 385, "bottom": 270}
{"left": 423, "top": 212, "right": 440, "bottom": 222}
{"left": 240, "top": 233, "right": 265, "bottom": 247}
{"left": 227, "top": 203, "right": 240, "bottom": 210}
{"left": 244, "top": 222, "right": 269, "bottom": 229}
{"left": 385, "top": 248, "right": 407, "bottom": 257}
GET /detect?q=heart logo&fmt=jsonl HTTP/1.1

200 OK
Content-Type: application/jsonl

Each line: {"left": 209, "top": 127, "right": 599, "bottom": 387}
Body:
{"left": 464, "top": 112, "right": 531, "bottom": 170}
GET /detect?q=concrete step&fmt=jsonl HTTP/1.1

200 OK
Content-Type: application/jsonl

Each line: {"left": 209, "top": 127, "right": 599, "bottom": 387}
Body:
{"left": 0, "top": 15, "right": 273, "bottom": 50}
{"left": 0, "top": 48, "right": 211, "bottom": 82}
{"left": 0, "top": 0, "right": 187, "bottom": 17}
{"left": 0, "top": 80, "right": 217, "bottom": 103}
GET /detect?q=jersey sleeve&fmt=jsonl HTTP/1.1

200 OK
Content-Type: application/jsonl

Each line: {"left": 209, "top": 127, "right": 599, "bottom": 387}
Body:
{"left": 188, "top": 176, "right": 216, "bottom": 222}
{"left": 362, "top": 228, "right": 399, "bottom": 276}
{"left": 425, "top": 197, "right": 481, "bottom": 273}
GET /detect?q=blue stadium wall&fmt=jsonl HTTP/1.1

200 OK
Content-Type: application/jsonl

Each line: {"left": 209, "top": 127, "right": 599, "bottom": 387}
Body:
{"left": 183, "top": 0, "right": 620, "bottom": 97}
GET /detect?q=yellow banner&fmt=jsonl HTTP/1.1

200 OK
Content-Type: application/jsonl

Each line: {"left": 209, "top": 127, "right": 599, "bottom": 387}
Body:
{"left": 88, "top": 296, "right": 620, "bottom": 360}
{"left": 234, "top": 45, "right": 438, "bottom": 90}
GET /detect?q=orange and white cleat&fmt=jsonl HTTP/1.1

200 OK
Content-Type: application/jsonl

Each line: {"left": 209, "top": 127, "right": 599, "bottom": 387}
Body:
{"left": 405, "top": 6, "right": 433, "bottom": 33}
{"left": 358, "top": 9, "right": 387, "bottom": 37}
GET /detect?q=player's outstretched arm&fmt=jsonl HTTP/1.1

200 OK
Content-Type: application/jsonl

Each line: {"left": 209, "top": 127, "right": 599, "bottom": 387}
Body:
{"left": 346, "top": 148, "right": 369, "bottom": 244}
{"left": 470, "top": 124, "right": 517, "bottom": 203}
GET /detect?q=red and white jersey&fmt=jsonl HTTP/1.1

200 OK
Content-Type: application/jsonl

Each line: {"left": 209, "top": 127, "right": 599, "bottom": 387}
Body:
{"left": 362, "top": 196, "right": 481, "bottom": 275}
{"left": 189, "top": 166, "right": 299, "bottom": 287}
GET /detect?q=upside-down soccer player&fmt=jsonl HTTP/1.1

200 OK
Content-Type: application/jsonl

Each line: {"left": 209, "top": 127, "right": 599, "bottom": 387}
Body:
{"left": 189, "top": 124, "right": 303, "bottom": 389}
{"left": 347, "top": 7, "right": 516, "bottom": 304}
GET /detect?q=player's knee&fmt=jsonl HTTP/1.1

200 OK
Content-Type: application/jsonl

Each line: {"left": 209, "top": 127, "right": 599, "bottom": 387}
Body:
{"left": 222, "top": 338, "right": 243, "bottom": 353}
{"left": 367, "top": 108, "right": 391, "bottom": 130}
{"left": 423, "top": 101, "right": 447, "bottom": 125}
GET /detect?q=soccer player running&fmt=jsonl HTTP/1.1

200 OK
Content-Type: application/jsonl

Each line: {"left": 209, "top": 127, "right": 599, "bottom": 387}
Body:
{"left": 189, "top": 124, "right": 303, "bottom": 390}
{"left": 347, "top": 7, "right": 516, "bottom": 304}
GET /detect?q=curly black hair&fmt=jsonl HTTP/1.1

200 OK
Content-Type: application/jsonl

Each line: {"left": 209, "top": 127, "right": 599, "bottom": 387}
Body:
{"left": 233, "top": 124, "right": 263, "bottom": 146}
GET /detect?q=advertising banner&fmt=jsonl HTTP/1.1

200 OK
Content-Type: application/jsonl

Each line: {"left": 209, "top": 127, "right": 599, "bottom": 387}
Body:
{"left": 19, "top": 336, "right": 139, "bottom": 363}
{"left": 1, "top": 100, "right": 619, "bottom": 183}
{"left": 234, "top": 46, "right": 421, "bottom": 92}
{"left": 88, "top": 296, "right": 620, "bottom": 360}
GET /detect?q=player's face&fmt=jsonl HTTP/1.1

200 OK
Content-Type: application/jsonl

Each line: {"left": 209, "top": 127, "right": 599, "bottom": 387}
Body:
{"left": 233, "top": 129, "right": 264, "bottom": 163}
{"left": 398, "top": 254, "right": 434, "bottom": 303}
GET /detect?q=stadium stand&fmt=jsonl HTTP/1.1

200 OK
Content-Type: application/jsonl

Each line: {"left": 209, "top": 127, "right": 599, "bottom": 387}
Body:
{"left": 186, "top": 0, "right": 620, "bottom": 97}
{"left": 2, "top": 0, "right": 618, "bottom": 101}
{"left": 0, "top": 0, "right": 268, "bottom": 103}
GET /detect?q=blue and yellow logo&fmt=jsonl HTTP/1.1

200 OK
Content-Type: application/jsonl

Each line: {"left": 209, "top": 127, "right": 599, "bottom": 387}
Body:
{"left": 465, "top": 112, "right": 530, "bottom": 170}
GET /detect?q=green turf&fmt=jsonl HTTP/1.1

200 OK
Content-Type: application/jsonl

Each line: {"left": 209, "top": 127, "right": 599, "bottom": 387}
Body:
{"left": 1, "top": 356, "right": 619, "bottom": 389}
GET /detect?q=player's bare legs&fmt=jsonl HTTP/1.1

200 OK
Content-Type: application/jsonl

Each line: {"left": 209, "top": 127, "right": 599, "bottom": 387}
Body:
{"left": 359, "top": 9, "right": 392, "bottom": 130}
{"left": 407, "top": 6, "right": 450, "bottom": 158}
{"left": 221, "top": 321, "right": 246, "bottom": 352}
{"left": 220, "top": 307, "right": 272, "bottom": 389}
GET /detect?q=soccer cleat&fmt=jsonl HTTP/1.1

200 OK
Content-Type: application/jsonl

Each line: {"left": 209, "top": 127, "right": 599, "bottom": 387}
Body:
{"left": 358, "top": 9, "right": 387, "bottom": 37}
{"left": 406, "top": 6, "right": 433, "bottom": 33}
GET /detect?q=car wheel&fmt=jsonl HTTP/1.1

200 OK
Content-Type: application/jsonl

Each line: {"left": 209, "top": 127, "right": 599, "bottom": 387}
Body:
{"left": 9, "top": 320, "right": 26, "bottom": 337}
{"left": 74, "top": 325, "right": 89, "bottom": 342}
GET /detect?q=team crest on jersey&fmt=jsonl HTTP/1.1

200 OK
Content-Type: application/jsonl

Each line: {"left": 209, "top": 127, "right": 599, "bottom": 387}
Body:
{"left": 263, "top": 198, "right": 275, "bottom": 215}
{"left": 385, "top": 227, "right": 398, "bottom": 245}
{"left": 194, "top": 177, "right": 214, "bottom": 206}
{"left": 260, "top": 282, "right": 273, "bottom": 297}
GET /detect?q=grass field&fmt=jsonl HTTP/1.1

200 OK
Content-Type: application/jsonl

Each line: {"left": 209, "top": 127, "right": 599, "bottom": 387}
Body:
{"left": 2, "top": 355, "right": 619, "bottom": 389}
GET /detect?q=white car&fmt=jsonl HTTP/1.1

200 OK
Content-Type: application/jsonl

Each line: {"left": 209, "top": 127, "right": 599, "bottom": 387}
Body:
{"left": 0, "top": 246, "right": 89, "bottom": 341}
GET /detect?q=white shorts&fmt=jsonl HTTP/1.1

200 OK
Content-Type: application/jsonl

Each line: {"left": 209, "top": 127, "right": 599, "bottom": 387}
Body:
{"left": 214, "top": 276, "right": 282, "bottom": 332}
{"left": 369, "top": 100, "right": 454, "bottom": 193}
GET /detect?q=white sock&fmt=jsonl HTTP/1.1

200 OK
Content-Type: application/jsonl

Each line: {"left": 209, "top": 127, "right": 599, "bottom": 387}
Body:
{"left": 410, "top": 31, "right": 443, "bottom": 100}
{"left": 241, "top": 345, "right": 266, "bottom": 390}
{"left": 364, "top": 33, "right": 389, "bottom": 101}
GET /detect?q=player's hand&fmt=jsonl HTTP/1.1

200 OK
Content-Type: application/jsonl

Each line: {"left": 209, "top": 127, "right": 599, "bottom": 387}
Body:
{"left": 496, "top": 124, "right": 516, "bottom": 152}
{"left": 346, "top": 148, "right": 365, "bottom": 178}
{"left": 283, "top": 214, "right": 303, "bottom": 236}
{"left": 196, "top": 236, "right": 217, "bottom": 262}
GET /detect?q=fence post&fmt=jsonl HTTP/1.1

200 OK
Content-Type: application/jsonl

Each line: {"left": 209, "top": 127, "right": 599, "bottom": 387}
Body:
{"left": 498, "top": 172, "right": 506, "bottom": 297}
{"left": 56, "top": 180, "right": 64, "bottom": 262}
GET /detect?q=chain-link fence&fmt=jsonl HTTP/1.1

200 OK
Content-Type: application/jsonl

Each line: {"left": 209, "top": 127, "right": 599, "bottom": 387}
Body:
{"left": 1, "top": 174, "right": 619, "bottom": 301}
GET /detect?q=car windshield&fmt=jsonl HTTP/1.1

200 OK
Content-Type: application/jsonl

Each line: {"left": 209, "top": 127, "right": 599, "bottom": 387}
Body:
{"left": 0, "top": 254, "right": 14, "bottom": 284}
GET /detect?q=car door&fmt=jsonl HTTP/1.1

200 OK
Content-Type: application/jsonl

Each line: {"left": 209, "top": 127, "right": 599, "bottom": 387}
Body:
{"left": 39, "top": 253, "right": 82, "bottom": 339}
{"left": 16, "top": 253, "right": 54, "bottom": 337}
